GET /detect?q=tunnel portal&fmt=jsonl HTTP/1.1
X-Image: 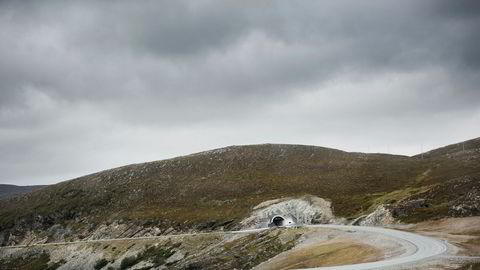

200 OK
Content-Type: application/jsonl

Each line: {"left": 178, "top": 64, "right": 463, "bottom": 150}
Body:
{"left": 271, "top": 216, "right": 285, "bottom": 227}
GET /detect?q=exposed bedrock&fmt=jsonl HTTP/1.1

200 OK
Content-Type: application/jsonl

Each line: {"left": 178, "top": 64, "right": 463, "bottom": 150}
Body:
{"left": 240, "top": 195, "right": 346, "bottom": 229}
{"left": 352, "top": 205, "right": 397, "bottom": 226}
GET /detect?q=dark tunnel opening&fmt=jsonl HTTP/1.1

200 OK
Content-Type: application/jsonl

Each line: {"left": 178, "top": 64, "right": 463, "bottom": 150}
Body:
{"left": 271, "top": 216, "right": 285, "bottom": 227}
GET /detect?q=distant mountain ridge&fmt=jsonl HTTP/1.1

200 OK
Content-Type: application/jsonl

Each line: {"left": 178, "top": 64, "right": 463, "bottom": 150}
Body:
{"left": 0, "top": 184, "right": 46, "bottom": 200}
{"left": 415, "top": 137, "right": 480, "bottom": 159}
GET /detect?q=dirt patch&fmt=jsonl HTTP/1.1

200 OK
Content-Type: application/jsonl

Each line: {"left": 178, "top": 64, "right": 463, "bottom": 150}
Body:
{"left": 409, "top": 216, "right": 480, "bottom": 235}
{"left": 258, "top": 241, "right": 380, "bottom": 270}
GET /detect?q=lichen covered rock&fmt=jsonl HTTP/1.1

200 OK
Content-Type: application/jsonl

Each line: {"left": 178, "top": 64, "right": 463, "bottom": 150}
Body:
{"left": 355, "top": 205, "right": 397, "bottom": 226}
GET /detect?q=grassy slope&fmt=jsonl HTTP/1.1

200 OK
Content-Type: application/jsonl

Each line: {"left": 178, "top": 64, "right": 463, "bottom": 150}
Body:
{"left": 0, "top": 138, "right": 479, "bottom": 233}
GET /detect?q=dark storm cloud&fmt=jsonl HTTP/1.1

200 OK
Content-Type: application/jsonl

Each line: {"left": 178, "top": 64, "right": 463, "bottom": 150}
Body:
{"left": 1, "top": 0, "right": 480, "bottom": 184}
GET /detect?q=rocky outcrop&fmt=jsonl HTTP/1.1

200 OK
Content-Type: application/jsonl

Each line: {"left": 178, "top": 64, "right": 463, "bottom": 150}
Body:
{"left": 449, "top": 188, "right": 480, "bottom": 217}
{"left": 352, "top": 199, "right": 432, "bottom": 226}
{"left": 0, "top": 217, "right": 184, "bottom": 247}
{"left": 0, "top": 227, "right": 302, "bottom": 270}
{"left": 353, "top": 205, "right": 397, "bottom": 226}
{"left": 390, "top": 175, "right": 480, "bottom": 222}
{"left": 240, "top": 195, "right": 344, "bottom": 228}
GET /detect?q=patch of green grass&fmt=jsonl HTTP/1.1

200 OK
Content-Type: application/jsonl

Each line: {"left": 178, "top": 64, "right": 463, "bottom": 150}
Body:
{"left": 400, "top": 203, "right": 450, "bottom": 223}
{"left": 369, "top": 186, "right": 427, "bottom": 206}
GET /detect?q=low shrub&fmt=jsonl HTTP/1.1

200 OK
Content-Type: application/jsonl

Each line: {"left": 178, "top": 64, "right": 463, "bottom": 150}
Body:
{"left": 94, "top": 258, "right": 108, "bottom": 270}
{"left": 120, "top": 256, "right": 137, "bottom": 270}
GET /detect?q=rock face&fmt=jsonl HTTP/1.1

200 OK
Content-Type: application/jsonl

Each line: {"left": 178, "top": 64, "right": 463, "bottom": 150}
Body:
{"left": 0, "top": 219, "right": 172, "bottom": 247}
{"left": 352, "top": 200, "right": 431, "bottom": 226}
{"left": 449, "top": 188, "right": 480, "bottom": 217}
{"left": 0, "top": 227, "right": 302, "bottom": 270}
{"left": 353, "top": 205, "right": 397, "bottom": 226}
{"left": 240, "top": 195, "right": 344, "bottom": 228}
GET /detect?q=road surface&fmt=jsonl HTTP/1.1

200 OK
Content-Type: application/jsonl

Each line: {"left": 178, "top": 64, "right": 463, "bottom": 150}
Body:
{"left": 302, "top": 224, "right": 448, "bottom": 270}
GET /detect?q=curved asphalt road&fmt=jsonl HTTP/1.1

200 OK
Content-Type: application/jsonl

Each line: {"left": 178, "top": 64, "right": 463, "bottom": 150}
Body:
{"left": 301, "top": 224, "right": 448, "bottom": 270}
{"left": 0, "top": 225, "right": 448, "bottom": 269}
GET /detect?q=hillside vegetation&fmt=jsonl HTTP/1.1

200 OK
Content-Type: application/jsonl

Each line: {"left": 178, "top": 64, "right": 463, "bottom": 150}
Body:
{"left": 0, "top": 138, "right": 479, "bottom": 245}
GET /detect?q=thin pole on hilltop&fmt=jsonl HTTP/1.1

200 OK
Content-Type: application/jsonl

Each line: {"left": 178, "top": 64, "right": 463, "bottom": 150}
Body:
{"left": 421, "top": 144, "right": 424, "bottom": 160}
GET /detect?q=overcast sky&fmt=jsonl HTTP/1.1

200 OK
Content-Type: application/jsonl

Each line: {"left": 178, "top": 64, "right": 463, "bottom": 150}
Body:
{"left": 1, "top": 0, "right": 479, "bottom": 185}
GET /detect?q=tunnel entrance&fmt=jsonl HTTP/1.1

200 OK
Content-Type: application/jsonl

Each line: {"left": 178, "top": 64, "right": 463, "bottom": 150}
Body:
{"left": 271, "top": 216, "right": 285, "bottom": 227}
{"left": 268, "top": 215, "right": 297, "bottom": 227}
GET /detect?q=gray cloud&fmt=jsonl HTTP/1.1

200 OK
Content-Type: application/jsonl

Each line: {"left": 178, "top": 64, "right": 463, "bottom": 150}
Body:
{"left": 1, "top": 0, "right": 480, "bottom": 185}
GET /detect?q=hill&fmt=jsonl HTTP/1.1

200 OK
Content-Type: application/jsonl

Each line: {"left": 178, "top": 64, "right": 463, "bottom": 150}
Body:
{"left": 0, "top": 139, "right": 479, "bottom": 246}
{"left": 0, "top": 184, "right": 46, "bottom": 200}
{"left": 416, "top": 137, "right": 480, "bottom": 160}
